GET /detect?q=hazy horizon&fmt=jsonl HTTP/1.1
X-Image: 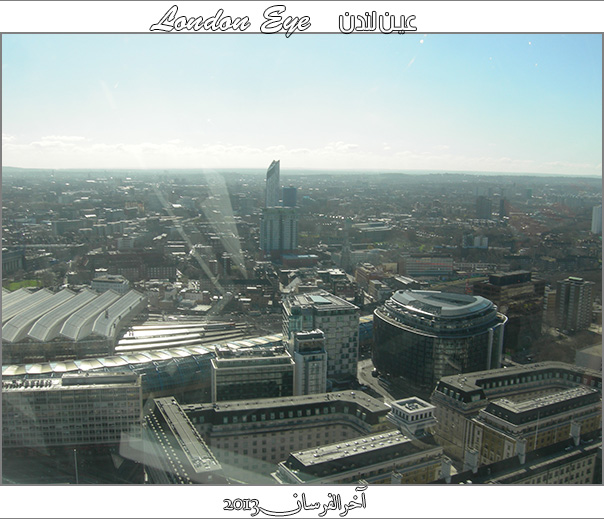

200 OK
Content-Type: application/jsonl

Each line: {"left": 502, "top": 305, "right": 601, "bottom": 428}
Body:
{"left": 3, "top": 34, "right": 602, "bottom": 176}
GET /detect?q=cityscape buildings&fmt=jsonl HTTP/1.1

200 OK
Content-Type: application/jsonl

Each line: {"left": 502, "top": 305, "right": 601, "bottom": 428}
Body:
{"left": 430, "top": 362, "right": 602, "bottom": 462}
{"left": 210, "top": 343, "right": 294, "bottom": 402}
{"left": 1, "top": 169, "right": 601, "bottom": 490}
{"left": 182, "top": 391, "right": 392, "bottom": 479}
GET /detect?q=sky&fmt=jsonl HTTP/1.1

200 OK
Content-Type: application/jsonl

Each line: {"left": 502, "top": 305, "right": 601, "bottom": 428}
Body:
{"left": 2, "top": 33, "right": 602, "bottom": 175}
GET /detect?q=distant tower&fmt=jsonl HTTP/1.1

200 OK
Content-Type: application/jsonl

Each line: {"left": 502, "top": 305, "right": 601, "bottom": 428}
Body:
{"left": 265, "top": 160, "right": 281, "bottom": 208}
{"left": 476, "top": 196, "right": 492, "bottom": 220}
{"left": 260, "top": 161, "right": 298, "bottom": 259}
{"left": 282, "top": 186, "right": 297, "bottom": 208}
{"left": 591, "top": 205, "right": 602, "bottom": 235}
{"left": 556, "top": 277, "right": 594, "bottom": 332}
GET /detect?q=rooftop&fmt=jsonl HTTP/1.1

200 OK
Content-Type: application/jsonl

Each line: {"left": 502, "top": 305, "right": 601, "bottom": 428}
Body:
{"left": 183, "top": 391, "right": 387, "bottom": 415}
{"left": 390, "top": 290, "right": 493, "bottom": 318}
{"left": 286, "top": 290, "right": 359, "bottom": 312}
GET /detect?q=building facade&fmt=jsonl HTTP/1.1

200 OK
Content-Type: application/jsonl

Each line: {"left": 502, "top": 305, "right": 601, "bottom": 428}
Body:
{"left": 556, "top": 277, "right": 595, "bottom": 332}
{"left": 591, "top": 204, "right": 602, "bottom": 235}
{"left": 472, "top": 271, "right": 545, "bottom": 352}
{"left": 273, "top": 429, "right": 444, "bottom": 485}
{"left": 292, "top": 330, "right": 328, "bottom": 396}
{"left": 373, "top": 290, "right": 507, "bottom": 389}
{"left": 91, "top": 274, "right": 130, "bottom": 294}
{"left": 283, "top": 290, "right": 360, "bottom": 380}
{"left": 430, "top": 362, "right": 602, "bottom": 462}
{"left": 398, "top": 254, "right": 454, "bottom": 278}
{"left": 2, "top": 373, "right": 142, "bottom": 452}
{"left": 210, "top": 344, "right": 294, "bottom": 403}
{"left": 265, "top": 159, "right": 281, "bottom": 208}
{"left": 182, "top": 391, "right": 392, "bottom": 480}
{"left": 466, "top": 386, "right": 602, "bottom": 467}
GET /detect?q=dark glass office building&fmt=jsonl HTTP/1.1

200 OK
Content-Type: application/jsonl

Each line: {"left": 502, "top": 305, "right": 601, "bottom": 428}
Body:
{"left": 373, "top": 290, "right": 507, "bottom": 389}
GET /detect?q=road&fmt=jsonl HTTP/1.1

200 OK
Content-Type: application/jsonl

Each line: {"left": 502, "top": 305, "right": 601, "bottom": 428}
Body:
{"left": 357, "top": 358, "right": 434, "bottom": 403}
{"left": 357, "top": 358, "right": 395, "bottom": 403}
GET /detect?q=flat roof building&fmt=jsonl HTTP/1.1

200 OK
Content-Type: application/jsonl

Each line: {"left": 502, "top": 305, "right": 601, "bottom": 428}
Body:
{"left": 182, "top": 391, "right": 392, "bottom": 481}
{"left": 283, "top": 290, "right": 360, "bottom": 380}
{"left": 211, "top": 344, "right": 294, "bottom": 403}
{"left": 2, "top": 373, "right": 142, "bottom": 451}
{"left": 273, "top": 429, "right": 444, "bottom": 485}
{"left": 430, "top": 361, "right": 602, "bottom": 462}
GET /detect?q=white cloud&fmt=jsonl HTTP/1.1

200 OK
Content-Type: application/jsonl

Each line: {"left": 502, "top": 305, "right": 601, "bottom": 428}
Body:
{"left": 2, "top": 136, "right": 601, "bottom": 176}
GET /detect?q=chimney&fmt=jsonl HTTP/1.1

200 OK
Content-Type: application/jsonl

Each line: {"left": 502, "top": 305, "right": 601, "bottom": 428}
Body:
{"left": 570, "top": 421, "right": 581, "bottom": 447}
{"left": 441, "top": 457, "right": 452, "bottom": 483}
{"left": 463, "top": 448, "right": 479, "bottom": 474}
{"left": 515, "top": 438, "right": 527, "bottom": 465}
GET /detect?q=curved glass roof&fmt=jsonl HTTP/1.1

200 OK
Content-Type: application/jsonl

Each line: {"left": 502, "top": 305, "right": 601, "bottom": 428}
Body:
{"left": 91, "top": 290, "right": 147, "bottom": 339}
{"left": 28, "top": 289, "right": 99, "bottom": 342}
{"left": 2, "top": 289, "right": 76, "bottom": 343}
{"left": 59, "top": 290, "right": 121, "bottom": 341}
{"left": 2, "top": 288, "right": 54, "bottom": 324}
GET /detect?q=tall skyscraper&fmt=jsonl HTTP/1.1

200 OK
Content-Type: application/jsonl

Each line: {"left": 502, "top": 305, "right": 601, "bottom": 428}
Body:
{"left": 260, "top": 160, "right": 299, "bottom": 259}
{"left": 556, "top": 277, "right": 594, "bottom": 332}
{"left": 265, "top": 160, "right": 281, "bottom": 208}
{"left": 591, "top": 205, "right": 602, "bottom": 235}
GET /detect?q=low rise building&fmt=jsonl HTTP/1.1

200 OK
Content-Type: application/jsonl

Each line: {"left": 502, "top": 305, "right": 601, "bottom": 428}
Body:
{"left": 273, "top": 429, "right": 444, "bottom": 485}
{"left": 430, "top": 362, "right": 602, "bottom": 462}
{"left": 466, "top": 386, "right": 602, "bottom": 467}
{"left": 210, "top": 344, "right": 294, "bottom": 403}
{"left": 2, "top": 373, "right": 142, "bottom": 452}
{"left": 182, "top": 391, "right": 392, "bottom": 480}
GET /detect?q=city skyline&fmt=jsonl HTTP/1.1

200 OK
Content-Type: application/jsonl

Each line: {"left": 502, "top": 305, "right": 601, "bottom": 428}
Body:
{"left": 2, "top": 33, "right": 602, "bottom": 175}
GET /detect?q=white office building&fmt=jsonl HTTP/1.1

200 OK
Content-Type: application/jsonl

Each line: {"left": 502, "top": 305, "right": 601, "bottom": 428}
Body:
{"left": 283, "top": 291, "right": 360, "bottom": 379}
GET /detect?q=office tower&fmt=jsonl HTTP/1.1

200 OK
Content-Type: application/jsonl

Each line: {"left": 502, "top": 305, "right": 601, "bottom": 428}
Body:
{"left": 265, "top": 159, "right": 281, "bottom": 208}
{"left": 476, "top": 196, "right": 492, "bottom": 219}
{"left": 472, "top": 271, "right": 545, "bottom": 352}
{"left": 210, "top": 344, "right": 294, "bottom": 402}
{"left": 282, "top": 290, "right": 360, "bottom": 380}
{"left": 282, "top": 186, "right": 297, "bottom": 208}
{"left": 591, "top": 204, "right": 602, "bottom": 234}
{"left": 556, "top": 277, "right": 595, "bottom": 332}
{"left": 373, "top": 290, "right": 507, "bottom": 389}
{"left": 259, "top": 207, "right": 298, "bottom": 255}
{"left": 260, "top": 160, "right": 299, "bottom": 259}
{"left": 499, "top": 198, "right": 510, "bottom": 218}
{"left": 292, "top": 330, "right": 328, "bottom": 395}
